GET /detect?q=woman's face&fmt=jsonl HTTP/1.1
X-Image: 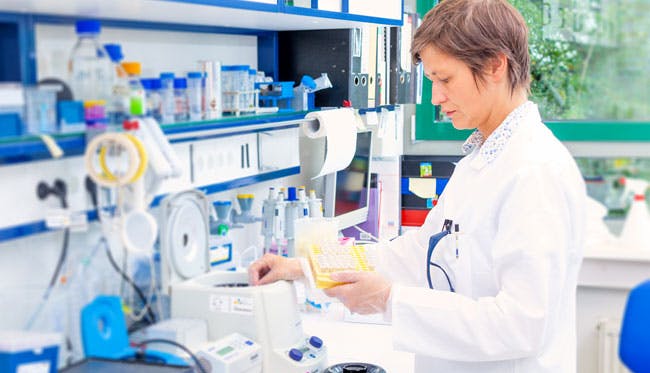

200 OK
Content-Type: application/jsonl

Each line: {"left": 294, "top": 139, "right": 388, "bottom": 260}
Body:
{"left": 419, "top": 45, "right": 496, "bottom": 132}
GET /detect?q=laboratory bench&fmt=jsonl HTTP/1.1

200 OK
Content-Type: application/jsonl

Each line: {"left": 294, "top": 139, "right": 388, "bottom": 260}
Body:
{"left": 301, "top": 303, "right": 415, "bottom": 373}
{"left": 299, "top": 243, "right": 650, "bottom": 373}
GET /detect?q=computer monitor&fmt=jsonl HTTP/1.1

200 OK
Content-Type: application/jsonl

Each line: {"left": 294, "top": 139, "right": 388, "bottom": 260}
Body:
{"left": 323, "top": 131, "right": 373, "bottom": 230}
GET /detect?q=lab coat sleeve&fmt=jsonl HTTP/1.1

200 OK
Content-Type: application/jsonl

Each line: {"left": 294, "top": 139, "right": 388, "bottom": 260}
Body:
{"left": 391, "top": 163, "right": 585, "bottom": 361}
{"left": 376, "top": 196, "right": 447, "bottom": 287}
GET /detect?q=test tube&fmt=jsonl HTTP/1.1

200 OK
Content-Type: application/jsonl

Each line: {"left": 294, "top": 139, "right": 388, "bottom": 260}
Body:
{"left": 199, "top": 60, "right": 222, "bottom": 119}
{"left": 159, "top": 72, "right": 175, "bottom": 123}
{"left": 187, "top": 71, "right": 203, "bottom": 121}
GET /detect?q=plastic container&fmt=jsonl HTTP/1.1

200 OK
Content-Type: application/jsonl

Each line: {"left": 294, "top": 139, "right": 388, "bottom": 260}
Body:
{"left": 57, "top": 100, "right": 86, "bottom": 133}
{"left": 173, "top": 77, "right": 188, "bottom": 122}
{"left": 68, "top": 20, "right": 112, "bottom": 102}
{"left": 23, "top": 85, "right": 59, "bottom": 134}
{"left": 0, "top": 330, "right": 60, "bottom": 373}
{"left": 104, "top": 43, "right": 129, "bottom": 126}
{"left": 83, "top": 100, "right": 107, "bottom": 128}
{"left": 159, "top": 72, "right": 176, "bottom": 124}
{"left": 221, "top": 65, "right": 249, "bottom": 113}
{"left": 186, "top": 71, "right": 203, "bottom": 121}
{"left": 141, "top": 78, "right": 162, "bottom": 122}
{"left": 121, "top": 61, "right": 146, "bottom": 117}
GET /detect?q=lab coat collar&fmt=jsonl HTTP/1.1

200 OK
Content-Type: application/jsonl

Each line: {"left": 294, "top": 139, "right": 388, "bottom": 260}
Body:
{"left": 462, "top": 101, "right": 538, "bottom": 170}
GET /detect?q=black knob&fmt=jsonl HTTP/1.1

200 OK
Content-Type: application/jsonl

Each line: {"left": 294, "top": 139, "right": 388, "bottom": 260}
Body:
{"left": 343, "top": 364, "right": 368, "bottom": 373}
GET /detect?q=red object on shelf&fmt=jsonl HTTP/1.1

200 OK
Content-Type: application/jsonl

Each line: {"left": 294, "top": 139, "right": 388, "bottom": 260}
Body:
{"left": 342, "top": 99, "right": 352, "bottom": 107}
{"left": 401, "top": 209, "right": 430, "bottom": 227}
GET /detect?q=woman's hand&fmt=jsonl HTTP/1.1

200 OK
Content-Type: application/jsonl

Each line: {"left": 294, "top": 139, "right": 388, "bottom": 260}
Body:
{"left": 323, "top": 271, "right": 392, "bottom": 314}
{"left": 248, "top": 253, "right": 304, "bottom": 286}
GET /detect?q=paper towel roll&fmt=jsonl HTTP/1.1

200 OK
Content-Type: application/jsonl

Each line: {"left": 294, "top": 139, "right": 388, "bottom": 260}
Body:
{"left": 303, "top": 109, "right": 358, "bottom": 178}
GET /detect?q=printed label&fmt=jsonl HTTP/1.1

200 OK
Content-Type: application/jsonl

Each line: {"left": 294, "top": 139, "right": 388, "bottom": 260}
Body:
{"left": 209, "top": 294, "right": 230, "bottom": 313}
{"left": 230, "top": 296, "right": 254, "bottom": 315}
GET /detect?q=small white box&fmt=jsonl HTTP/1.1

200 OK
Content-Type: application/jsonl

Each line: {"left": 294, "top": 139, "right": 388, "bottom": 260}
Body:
{"left": 0, "top": 331, "right": 61, "bottom": 373}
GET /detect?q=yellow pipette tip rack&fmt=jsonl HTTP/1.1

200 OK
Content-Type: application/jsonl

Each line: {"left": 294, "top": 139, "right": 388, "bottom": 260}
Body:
{"left": 307, "top": 244, "right": 375, "bottom": 289}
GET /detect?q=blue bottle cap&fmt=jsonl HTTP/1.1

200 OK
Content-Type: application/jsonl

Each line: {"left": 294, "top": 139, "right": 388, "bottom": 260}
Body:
{"left": 301, "top": 75, "right": 317, "bottom": 90}
{"left": 103, "top": 44, "right": 123, "bottom": 62}
{"left": 160, "top": 72, "right": 175, "bottom": 80}
{"left": 187, "top": 71, "right": 203, "bottom": 79}
{"left": 76, "top": 20, "right": 101, "bottom": 34}
{"left": 249, "top": 69, "right": 257, "bottom": 75}
{"left": 173, "top": 78, "right": 187, "bottom": 89}
{"left": 287, "top": 187, "right": 297, "bottom": 201}
{"left": 139, "top": 78, "right": 149, "bottom": 90}
{"left": 213, "top": 201, "right": 232, "bottom": 206}
{"left": 150, "top": 78, "right": 162, "bottom": 90}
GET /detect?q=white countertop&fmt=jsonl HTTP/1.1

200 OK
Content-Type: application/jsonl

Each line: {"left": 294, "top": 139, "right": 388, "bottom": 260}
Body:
{"left": 584, "top": 243, "right": 650, "bottom": 262}
{"left": 300, "top": 303, "right": 414, "bottom": 373}
{"left": 579, "top": 243, "right": 650, "bottom": 290}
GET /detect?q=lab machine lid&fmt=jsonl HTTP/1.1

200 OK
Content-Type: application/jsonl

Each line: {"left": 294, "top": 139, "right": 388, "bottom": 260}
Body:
{"left": 160, "top": 190, "right": 210, "bottom": 286}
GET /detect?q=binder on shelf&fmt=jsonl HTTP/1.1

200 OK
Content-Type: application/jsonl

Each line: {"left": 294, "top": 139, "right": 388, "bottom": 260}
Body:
{"left": 389, "top": 13, "right": 420, "bottom": 104}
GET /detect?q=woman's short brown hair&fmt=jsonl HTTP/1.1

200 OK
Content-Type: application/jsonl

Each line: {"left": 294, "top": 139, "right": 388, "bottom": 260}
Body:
{"left": 412, "top": 0, "right": 530, "bottom": 94}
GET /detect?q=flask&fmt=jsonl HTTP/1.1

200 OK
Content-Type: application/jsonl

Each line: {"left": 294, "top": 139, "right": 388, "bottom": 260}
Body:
{"left": 68, "top": 20, "right": 111, "bottom": 102}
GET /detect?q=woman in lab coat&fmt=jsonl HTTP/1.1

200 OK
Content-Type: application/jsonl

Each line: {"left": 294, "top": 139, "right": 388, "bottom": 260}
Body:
{"left": 249, "top": 0, "right": 586, "bottom": 371}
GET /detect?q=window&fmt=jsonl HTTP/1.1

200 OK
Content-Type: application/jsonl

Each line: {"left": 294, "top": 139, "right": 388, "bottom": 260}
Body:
{"left": 513, "top": 0, "right": 650, "bottom": 121}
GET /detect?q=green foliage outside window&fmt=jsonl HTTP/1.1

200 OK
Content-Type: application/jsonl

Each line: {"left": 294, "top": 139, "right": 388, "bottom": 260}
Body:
{"left": 511, "top": 0, "right": 650, "bottom": 121}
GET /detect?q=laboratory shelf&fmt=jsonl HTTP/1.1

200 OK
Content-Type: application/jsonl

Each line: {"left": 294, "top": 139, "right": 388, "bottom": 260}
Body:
{"left": 0, "top": 165, "right": 300, "bottom": 243}
{"left": 416, "top": 120, "right": 650, "bottom": 142}
{"left": 0, "top": 111, "right": 314, "bottom": 165}
{"left": 0, "top": 0, "right": 401, "bottom": 31}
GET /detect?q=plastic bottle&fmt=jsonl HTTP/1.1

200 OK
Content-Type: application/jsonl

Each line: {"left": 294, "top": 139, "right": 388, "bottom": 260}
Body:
{"left": 141, "top": 78, "right": 162, "bottom": 122}
{"left": 186, "top": 71, "right": 203, "bottom": 121}
{"left": 173, "top": 78, "right": 188, "bottom": 122}
{"left": 619, "top": 177, "right": 650, "bottom": 249}
{"left": 68, "top": 20, "right": 112, "bottom": 102}
{"left": 121, "top": 62, "right": 146, "bottom": 117}
{"left": 159, "top": 72, "right": 176, "bottom": 124}
{"left": 103, "top": 43, "right": 129, "bottom": 126}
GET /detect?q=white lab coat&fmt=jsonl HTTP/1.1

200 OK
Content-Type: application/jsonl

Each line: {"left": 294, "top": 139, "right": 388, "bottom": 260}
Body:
{"left": 380, "top": 102, "right": 586, "bottom": 372}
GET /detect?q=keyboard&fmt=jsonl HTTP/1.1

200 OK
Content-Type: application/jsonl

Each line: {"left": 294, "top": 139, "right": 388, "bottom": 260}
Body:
{"left": 307, "top": 244, "right": 377, "bottom": 289}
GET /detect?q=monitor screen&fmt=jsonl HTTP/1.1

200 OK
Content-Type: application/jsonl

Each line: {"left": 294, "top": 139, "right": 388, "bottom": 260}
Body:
{"left": 323, "top": 131, "right": 373, "bottom": 230}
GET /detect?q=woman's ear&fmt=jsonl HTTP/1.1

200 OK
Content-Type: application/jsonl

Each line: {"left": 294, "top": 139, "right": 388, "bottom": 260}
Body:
{"left": 486, "top": 53, "right": 509, "bottom": 83}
